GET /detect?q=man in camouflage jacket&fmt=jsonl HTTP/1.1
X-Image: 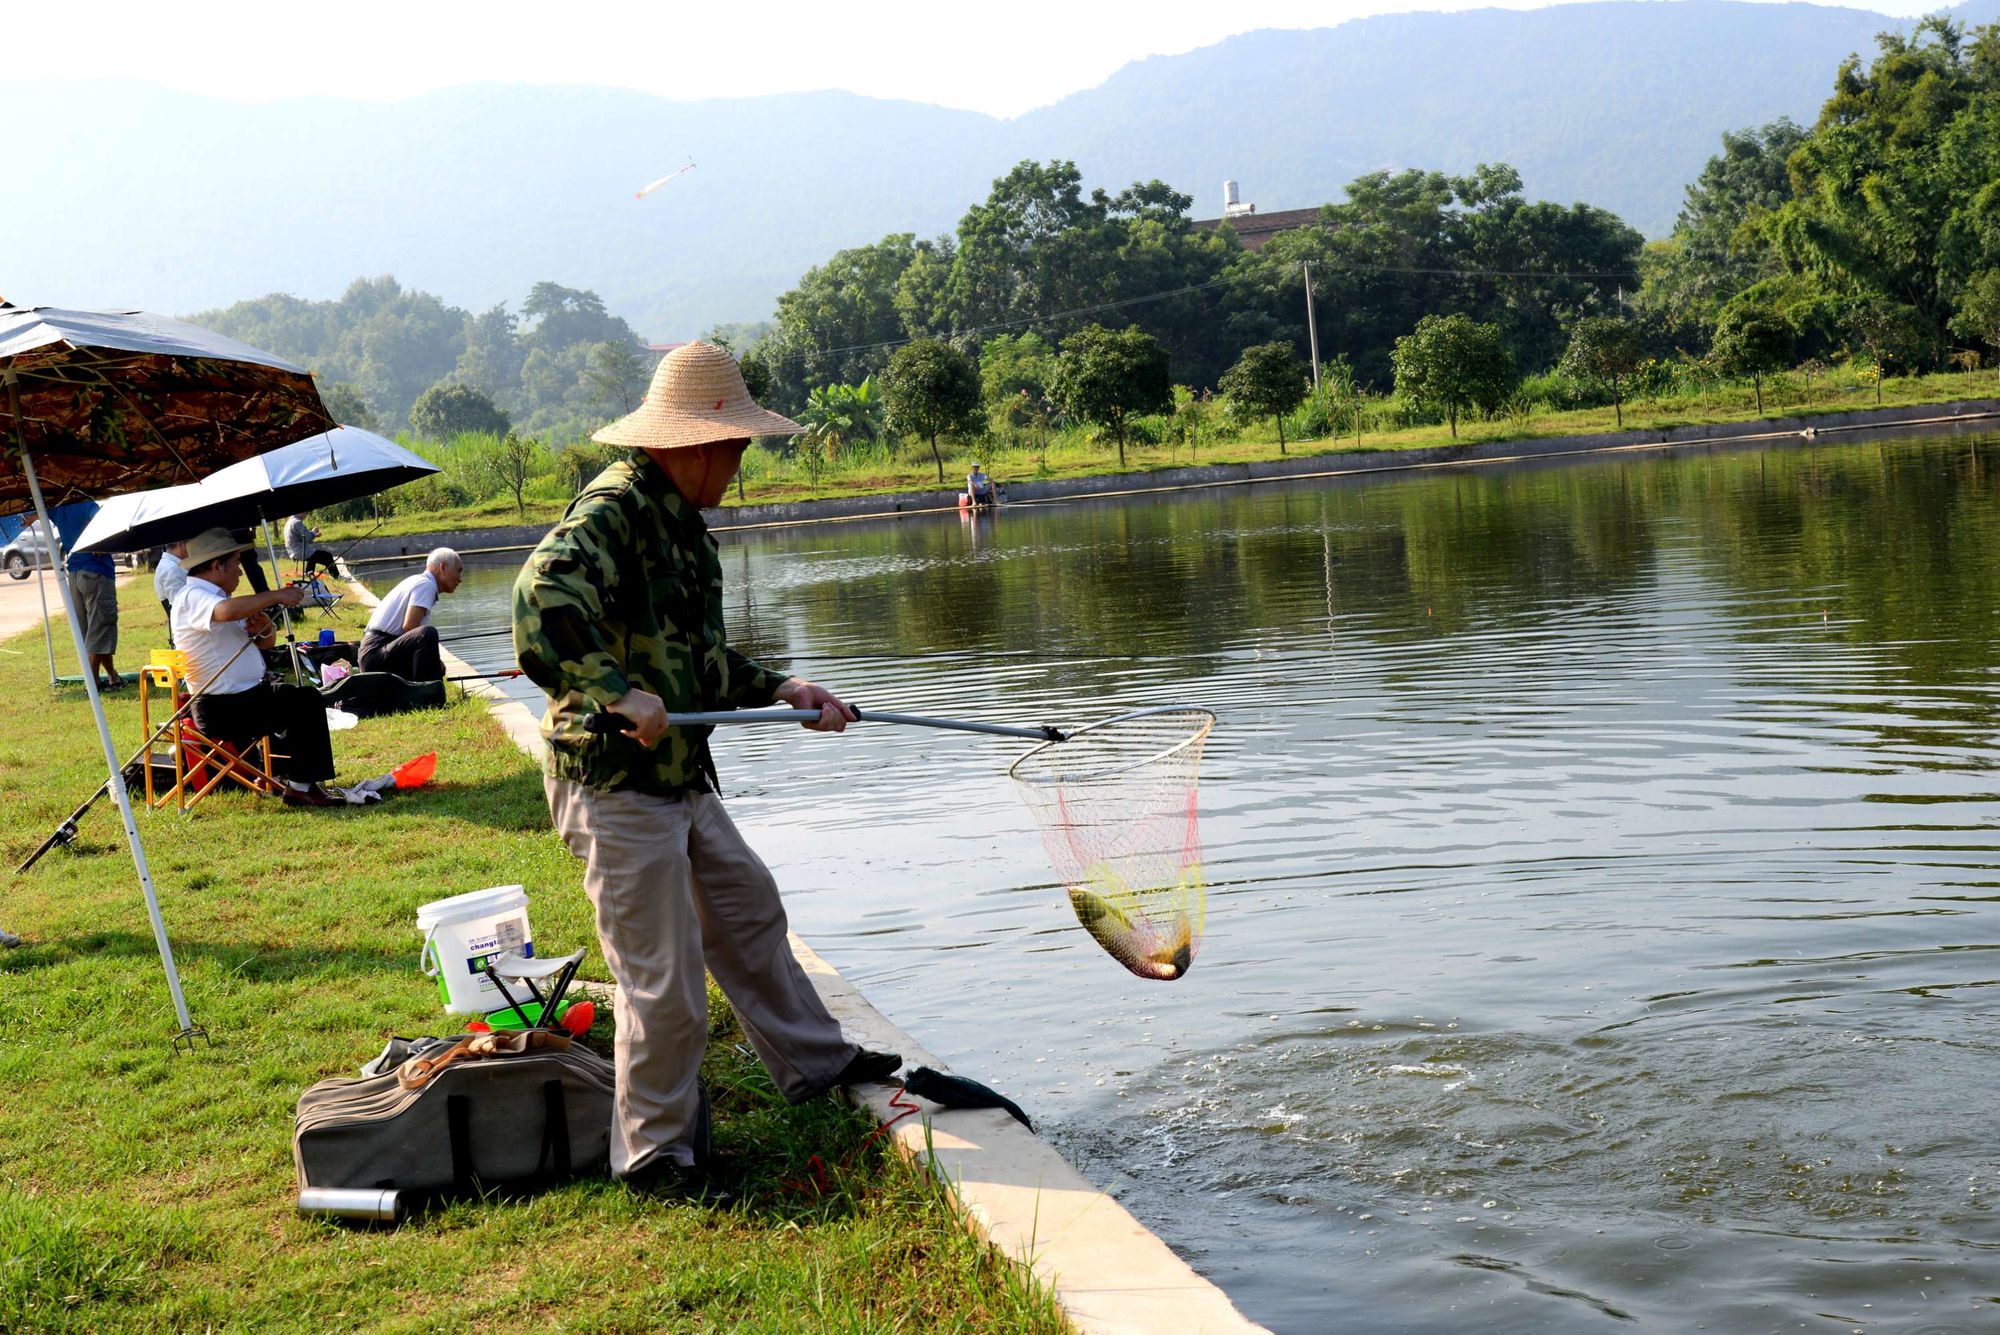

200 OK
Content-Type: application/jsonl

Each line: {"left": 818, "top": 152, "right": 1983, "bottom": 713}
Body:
{"left": 514, "top": 342, "right": 900, "bottom": 1199}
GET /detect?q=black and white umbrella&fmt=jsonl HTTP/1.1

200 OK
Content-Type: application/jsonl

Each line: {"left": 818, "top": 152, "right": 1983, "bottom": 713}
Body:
{"left": 75, "top": 426, "right": 438, "bottom": 682}
{"left": 74, "top": 427, "right": 438, "bottom": 553}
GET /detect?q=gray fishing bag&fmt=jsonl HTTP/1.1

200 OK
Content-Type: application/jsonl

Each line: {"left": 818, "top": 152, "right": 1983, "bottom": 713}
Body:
{"left": 294, "top": 1032, "right": 617, "bottom": 1197}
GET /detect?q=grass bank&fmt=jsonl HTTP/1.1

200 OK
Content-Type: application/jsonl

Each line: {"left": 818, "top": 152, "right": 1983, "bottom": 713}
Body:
{"left": 316, "top": 368, "right": 2000, "bottom": 543}
{"left": 0, "top": 577, "right": 1062, "bottom": 1332}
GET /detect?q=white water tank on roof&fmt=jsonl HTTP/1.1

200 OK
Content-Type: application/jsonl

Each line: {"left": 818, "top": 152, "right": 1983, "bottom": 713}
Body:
{"left": 1223, "top": 179, "right": 1240, "bottom": 210}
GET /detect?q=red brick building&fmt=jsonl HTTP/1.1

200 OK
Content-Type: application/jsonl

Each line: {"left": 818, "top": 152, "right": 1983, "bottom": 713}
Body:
{"left": 1194, "top": 205, "right": 1326, "bottom": 251}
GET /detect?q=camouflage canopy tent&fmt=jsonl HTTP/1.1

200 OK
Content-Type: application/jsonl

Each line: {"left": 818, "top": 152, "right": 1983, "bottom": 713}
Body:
{"left": 0, "top": 303, "right": 333, "bottom": 1045}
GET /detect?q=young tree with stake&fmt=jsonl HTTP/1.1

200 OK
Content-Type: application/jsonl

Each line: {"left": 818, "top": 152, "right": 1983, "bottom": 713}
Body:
{"left": 1391, "top": 314, "right": 1516, "bottom": 438}
{"left": 883, "top": 340, "right": 983, "bottom": 484}
{"left": 1845, "top": 298, "right": 1927, "bottom": 406}
{"left": 1219, "top": 342, "right": 1310, "bottom": 454}
{"left": 1048, "top": 324, "right": 1173, "bottom": 467}
{"left": 1559, "top": 317, "right": 1644, "bottom": 428}
{"left": 486, "top": 432, "right": 542, "bottom": 517}
{"left": 1710, "top": 303, "right": 1792, "bottom": 414}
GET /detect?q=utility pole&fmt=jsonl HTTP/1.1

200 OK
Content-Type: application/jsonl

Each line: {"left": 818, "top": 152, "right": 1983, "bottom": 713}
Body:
{"left": 1302, "top": 261, "right": 1322, "bottom": 391}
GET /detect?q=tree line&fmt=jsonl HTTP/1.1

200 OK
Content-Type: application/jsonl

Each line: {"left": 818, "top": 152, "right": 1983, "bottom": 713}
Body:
{"left": 195, "top": 278, "right": 655, "bottom": 442}
{"left": 744, "top": 16, "right": 2000, "bottom": 457}
{"left": 1637, "top": 17, "right": 2000, "bottom": 391}
{"left": 199, "top": 15, "right": 2000, "bottom": 493}
{"left": 740, "top": 159, "right": 1642, "bottom": 421}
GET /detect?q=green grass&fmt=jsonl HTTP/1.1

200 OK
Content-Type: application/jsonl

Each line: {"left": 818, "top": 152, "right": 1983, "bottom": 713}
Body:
{"left": 0, "top": 578, "right": 1064, "bottom": 1333}
{"left": 316, "top": 369, "right": 2000, "bottom": 544}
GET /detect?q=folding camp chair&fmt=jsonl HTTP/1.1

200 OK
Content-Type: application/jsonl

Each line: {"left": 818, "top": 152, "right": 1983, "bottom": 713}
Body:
{"left": 284, "top": 573, "right": 344, "bottom": 618}
{"left": 139, "top": 649, "right": 283, "bottom": 812}
{"left": 482, "top": 950, "right": 588, "bottom": 1030}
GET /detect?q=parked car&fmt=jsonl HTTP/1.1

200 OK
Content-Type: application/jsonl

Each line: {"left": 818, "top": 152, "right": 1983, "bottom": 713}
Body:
{"left": 2, "top": 524, "right": 55, "bottom": 580}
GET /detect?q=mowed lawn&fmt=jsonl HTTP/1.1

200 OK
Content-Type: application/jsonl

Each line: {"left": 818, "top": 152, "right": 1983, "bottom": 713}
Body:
{"left": 0, "top": 576, "right": 1060, "bottom": 1333}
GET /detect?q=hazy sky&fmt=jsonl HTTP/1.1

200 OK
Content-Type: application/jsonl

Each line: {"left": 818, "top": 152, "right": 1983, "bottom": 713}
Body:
{"left": 29, "top": 0, "right": 1947, "bottom": 118}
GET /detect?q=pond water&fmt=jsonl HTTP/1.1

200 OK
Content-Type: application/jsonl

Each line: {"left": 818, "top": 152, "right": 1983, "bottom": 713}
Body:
{"left": 392, "top": 428, "right": 2000, "bottom": 1333}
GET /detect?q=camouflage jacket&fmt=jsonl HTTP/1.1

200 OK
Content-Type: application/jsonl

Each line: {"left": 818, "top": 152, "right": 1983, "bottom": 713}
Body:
{"left": 512, "top": 452, "right": 788, "bottom": 795}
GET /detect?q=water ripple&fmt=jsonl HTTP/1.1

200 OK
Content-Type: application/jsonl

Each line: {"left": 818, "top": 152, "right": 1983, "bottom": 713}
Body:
{"left": 409, "top": 431, "right": 2000, "bottom": 1334}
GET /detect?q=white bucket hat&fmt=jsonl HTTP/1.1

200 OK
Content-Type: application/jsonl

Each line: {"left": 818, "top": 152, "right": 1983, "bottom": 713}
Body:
{"left": 183, "top": 526, "right": 256, "bottom": 569}
{"left": 592, "top": 341, "right": 801, "bottom": 450}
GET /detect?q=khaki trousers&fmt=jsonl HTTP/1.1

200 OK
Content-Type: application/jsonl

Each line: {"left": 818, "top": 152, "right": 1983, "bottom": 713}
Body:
{"left": 546, "top": 777, "right": 856, "bottom": 1175}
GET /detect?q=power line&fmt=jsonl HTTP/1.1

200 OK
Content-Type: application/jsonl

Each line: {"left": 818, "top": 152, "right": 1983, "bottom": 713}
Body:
{"left": 781, "top": 276, "right": 1236, "bottom": 364}
{"left": 767, "top": 257, "right": 1642, "bottom": 366}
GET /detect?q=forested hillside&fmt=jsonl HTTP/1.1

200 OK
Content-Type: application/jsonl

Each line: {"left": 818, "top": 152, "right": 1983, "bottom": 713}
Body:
{"left": 194, "top": 280, "right": 652, "bottom": 439}
{"left": 4, "top": 1, "right": 1973, "bottom": 337}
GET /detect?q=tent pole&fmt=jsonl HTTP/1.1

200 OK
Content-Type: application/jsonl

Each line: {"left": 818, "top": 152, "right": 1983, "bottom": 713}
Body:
{"left": 259, "top": 511, "right": 305, "bottom": 685}
{"left": 33, "top": 549, "right": 57, "bottom": 686}
{"left": 14, "top": 427, "right": 202, "bottom": 1047}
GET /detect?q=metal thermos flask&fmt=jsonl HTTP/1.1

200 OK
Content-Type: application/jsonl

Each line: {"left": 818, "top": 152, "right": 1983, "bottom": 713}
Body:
{"left": 297, "top": 1187, "right": 403, "bottom": 1222}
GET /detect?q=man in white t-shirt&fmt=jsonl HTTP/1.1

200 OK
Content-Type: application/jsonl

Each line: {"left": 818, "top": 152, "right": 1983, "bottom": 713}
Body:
{"left": 358, "top": 547, "right": 461, "bottom": 681}
{"left": 169, "top": 528, "right": 339, "bottom": 808}
{"left": 965, "top": 462, "right": 997, "bottom": 507}
{"left": 153, "top": 539, "right": 189, "bottom": 642}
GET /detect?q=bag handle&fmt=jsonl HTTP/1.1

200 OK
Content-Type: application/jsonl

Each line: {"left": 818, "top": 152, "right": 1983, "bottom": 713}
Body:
{"left": 537, "top": 1079, "right": 572, "bottom": 1179}
{"left": 395, "top": 1029, "right": 575, "bottom": 1090}
{"left": 397, "top": 1035, "right": 476, "bottom": 1089}
{"left": 448, "top": 1094, "right": 474, "bottom": 1192}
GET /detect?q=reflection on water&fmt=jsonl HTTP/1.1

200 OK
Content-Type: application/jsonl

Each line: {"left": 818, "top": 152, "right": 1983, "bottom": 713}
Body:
{"left": 407, "top": 429, "right": 2000, "bottom": 1333}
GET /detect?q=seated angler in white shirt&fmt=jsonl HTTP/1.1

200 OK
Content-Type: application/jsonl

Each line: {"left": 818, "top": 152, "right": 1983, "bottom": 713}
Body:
{"left": 358, "top": 547, "right": 460, "bottom": 682}
{"left": 169, "top": 528, "right": 341, "bottom": 808}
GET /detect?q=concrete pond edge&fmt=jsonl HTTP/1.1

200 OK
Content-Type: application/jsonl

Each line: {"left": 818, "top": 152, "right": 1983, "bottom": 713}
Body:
{"left": 343, "top": 575, "right": 1271, "bottom": 1335}
{"left": 343, "top": 396, "right": 2000, "bottom": 565}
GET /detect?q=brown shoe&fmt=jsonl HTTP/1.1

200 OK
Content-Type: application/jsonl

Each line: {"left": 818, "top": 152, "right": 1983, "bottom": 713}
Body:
{"left": 282, "top": 784, "right": 340, "bottom": 808}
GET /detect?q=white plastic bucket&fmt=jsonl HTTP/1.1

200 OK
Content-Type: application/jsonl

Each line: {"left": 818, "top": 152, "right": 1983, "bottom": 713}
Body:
{"left": 417, "top": 884, "right": 534, "bottom": 1014}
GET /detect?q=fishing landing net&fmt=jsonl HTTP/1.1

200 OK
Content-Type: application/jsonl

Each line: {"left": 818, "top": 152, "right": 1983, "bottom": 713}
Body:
{"left": 1009, "top": 707, "right": 1216, "bottom": 981}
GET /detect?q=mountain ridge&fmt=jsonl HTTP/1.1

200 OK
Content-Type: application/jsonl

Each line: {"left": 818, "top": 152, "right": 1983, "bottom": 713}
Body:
{"left": 6, "top": 0, "right": 1972, "bottom": 338}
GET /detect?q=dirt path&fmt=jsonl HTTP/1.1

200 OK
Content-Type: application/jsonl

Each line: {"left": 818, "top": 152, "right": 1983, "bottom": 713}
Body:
{"left": 0, "top": 568, "right": 147, "bottom": 657}
{"left": 0, "top": 568, "right": 62, "bottom": 644}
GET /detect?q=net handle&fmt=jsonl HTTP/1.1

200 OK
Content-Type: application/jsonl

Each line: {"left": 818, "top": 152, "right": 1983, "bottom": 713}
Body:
{"left": 583, "top": 707, "right": 1067, "bottom": 743}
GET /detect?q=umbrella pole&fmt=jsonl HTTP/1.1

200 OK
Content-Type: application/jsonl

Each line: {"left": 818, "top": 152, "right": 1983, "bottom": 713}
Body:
{"left": 16, "top": 443, "right": 203, "bottom": 1049}
{"left": 259, "top": 513, "right": 306, "bottom": 685}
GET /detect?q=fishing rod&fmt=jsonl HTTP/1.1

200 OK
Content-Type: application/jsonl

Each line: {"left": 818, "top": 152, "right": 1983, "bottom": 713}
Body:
{"left": 20, "top": 634, "right": 264, "bottom": 872}
{"left": 327, "top": 519, "right": 387, "bottom": 572}
{"left": 584, "top": 707, "right": 1066, "bottom": 743}
{"left": 443, "top": 669, "right": 523, "bottom": 683}
{"left": 440, "top": 626, "right": 522, "bottom": 646}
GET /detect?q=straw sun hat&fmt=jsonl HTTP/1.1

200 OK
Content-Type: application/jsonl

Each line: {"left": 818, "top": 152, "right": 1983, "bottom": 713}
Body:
{"left": 593, "top": 341, "right": 801, "bottom": 451}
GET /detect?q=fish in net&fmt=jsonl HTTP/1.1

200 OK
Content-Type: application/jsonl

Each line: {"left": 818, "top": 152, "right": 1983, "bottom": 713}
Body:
{"left": 1009, "top": 707, "right": 1216, "bottom": 981}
